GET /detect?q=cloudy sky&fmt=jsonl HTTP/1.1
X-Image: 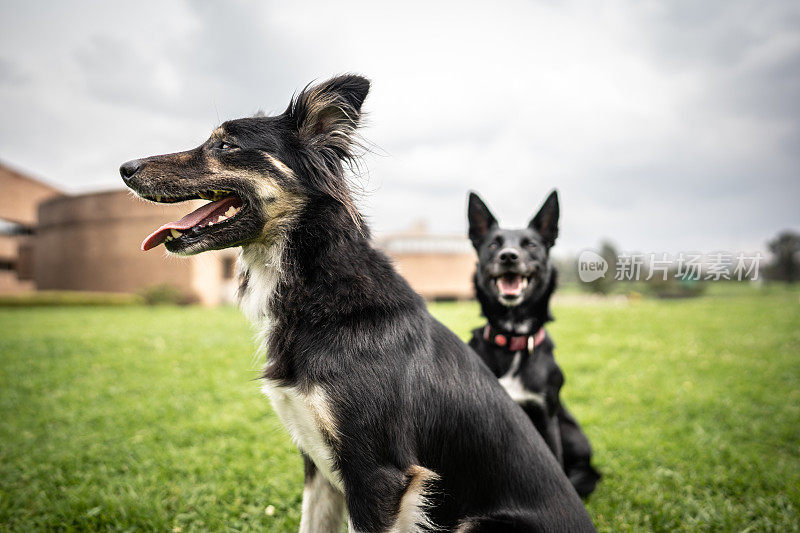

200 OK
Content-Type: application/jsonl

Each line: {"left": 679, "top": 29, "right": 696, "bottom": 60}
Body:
{"left": 1, "top": 0, "right": 798, "bottom": 256}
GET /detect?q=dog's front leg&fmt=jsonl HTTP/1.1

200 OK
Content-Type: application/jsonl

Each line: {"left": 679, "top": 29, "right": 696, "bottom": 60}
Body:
{"left": 345, "top": 464, "right": 439, "bottom": 533}
{"left": 300, "top": 454, "right": 345, "bottom": 533}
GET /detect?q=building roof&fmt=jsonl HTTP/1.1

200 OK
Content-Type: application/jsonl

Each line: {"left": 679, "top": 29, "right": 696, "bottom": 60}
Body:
{"left": 374, "top": 221, "right": 473, "bottom": 255}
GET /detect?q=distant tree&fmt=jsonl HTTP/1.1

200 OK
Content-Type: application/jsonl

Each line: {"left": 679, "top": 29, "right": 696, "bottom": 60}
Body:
{"left": 553, "top": 256, "right": 578, "bottom": 284}
{"left": 584, "top": 240, "right": 618, "bottom": 294}
{"left": 766, "top": 230, "right": 800, "bottom": 283}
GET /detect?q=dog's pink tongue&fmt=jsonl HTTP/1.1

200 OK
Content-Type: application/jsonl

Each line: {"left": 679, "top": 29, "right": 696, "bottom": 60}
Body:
{"left": 141, "top": 197, "right": 240, "bottom": 251}
{"left": 497, "top": 275, "right": 523, "bottom": 296}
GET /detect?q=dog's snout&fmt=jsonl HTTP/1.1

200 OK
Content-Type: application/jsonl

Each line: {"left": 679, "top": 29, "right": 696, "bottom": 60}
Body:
{"left": 119, "top": 159, "right": 144, "bottom": 182}
{"left": 498, "top": 248, "right": 519, "bottom": 264}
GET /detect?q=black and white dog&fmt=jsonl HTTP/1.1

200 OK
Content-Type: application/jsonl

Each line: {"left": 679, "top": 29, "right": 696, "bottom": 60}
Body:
{"left": 467, "top": 191, "right": 601, "bottom": 499}
{"left": 121, "top": 76, "right": 595, "bottom": 531}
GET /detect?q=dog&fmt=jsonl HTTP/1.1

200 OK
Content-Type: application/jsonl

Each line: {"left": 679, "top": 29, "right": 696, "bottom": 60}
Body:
{"left": 120, "top": 75, "right": 595, "bottom": 532}
{"left": 467, "top": 191, "right": 601, "bottom": 499}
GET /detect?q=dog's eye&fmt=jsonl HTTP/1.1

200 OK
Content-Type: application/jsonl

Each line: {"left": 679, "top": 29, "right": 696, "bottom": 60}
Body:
{"left": 218, "top": 141, "right": 238, "bottom": 150}
{"left": 488, "top": 242, "right": 499, "bottom": 251}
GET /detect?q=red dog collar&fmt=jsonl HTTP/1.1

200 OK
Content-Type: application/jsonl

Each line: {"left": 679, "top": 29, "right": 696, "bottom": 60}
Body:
{"left": 483, "top": 325, "right": 546, "bottom": 352}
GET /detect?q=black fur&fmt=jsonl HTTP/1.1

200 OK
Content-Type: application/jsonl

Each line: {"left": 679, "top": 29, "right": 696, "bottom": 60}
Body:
{"left": 467, "top": 191, "right": 601, "bottom": 499}
{"left": 122, "top": 75, "right": 595, "bottom": 531}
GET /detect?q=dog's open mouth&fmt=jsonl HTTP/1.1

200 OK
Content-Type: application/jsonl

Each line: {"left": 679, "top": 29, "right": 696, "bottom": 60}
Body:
{"left": 495, "top": 273, "right": 529, "bottom": 299}
{"left": 140, "top": 190, "right": 245, "bottom": 251}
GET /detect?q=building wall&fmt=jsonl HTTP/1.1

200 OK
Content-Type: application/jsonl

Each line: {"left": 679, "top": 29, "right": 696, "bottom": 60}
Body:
{"left": 0, "top": 234, "right": 18, "bottom": 260}
{"left": 376, "top": 226, "right": 477, "bottom": 300}
{"left": 0, "top": 162, "right": 62, "bottom": 226}
{"left": 0, "top": 162, "right": 63, "bottom": 293}
{"left": 15, "top": 171, "right": 477, "bottom": 303}
{"left": 0, "top": 235, "right": 35, "bottom": 293}
{"left": 35, "top": 190, "right": 237, "bottom": 305}
{"left": 387, "top": 251, "right": 476, "bottom": 300}
{"left": 0, "top": 271, "right": 35, "bottom": 293}
{"left": 189, "top": 249, "right": 239, "bottom": 306}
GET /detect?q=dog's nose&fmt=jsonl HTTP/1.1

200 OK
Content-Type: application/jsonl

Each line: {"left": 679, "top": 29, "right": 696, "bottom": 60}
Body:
{"left": 119, "top": 159, "right": 144, "bottom": 182}
{"left": 498, "top": 249, "right": 519, "bottom": 264}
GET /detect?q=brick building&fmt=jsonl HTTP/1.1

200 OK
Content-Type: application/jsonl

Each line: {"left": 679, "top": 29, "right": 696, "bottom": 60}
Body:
{"left": 376, "top": 222, "right": 476, "bottom": 300}
{"left": 1, "top": 161, "right": 477, "bottom": 303}
{"left": 0, "top": 162, "right": 62, "bottom": 293}
{"left": 35, "top": 190, "right": 239, "bottom": 305}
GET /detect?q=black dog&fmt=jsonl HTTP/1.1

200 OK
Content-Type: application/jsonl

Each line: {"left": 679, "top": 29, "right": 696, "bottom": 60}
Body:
{"left": 467, "top": 191, "right": 601, "bottom": 499}
{"left": 121, "top": 75, "right": 595, "bottom": 532}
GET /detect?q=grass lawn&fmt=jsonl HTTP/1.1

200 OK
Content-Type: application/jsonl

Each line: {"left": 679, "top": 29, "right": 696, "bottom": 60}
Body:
{"left": 1, "top": 286, "right": 799, "bottom": 531}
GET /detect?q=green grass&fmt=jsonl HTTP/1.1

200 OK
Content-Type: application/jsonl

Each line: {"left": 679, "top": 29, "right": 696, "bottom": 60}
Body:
{"left": 1, "top": 286, "right": 799, "bottom": 531}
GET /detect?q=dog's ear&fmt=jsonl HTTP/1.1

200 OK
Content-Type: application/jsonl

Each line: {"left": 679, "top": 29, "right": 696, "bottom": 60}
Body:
{"left": 286, "top": 75, "right": 370, "bottom": 230}
{"left": 468, "top": 192, "right": 498, "bottom": 248}
{"left": 289, "top": 74, "right": 370, "bottom": 156}
{"left": 529, "top": 190, "right": 559, "bottom": 248}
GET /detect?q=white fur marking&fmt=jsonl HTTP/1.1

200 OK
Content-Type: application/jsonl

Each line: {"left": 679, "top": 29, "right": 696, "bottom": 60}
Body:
{"left": 498, "top": 352, "right": 545, "bottom": 407}
{"left": 300, "top": 469, "right": 345, "bottom": 533}
{"left": 238, "top": 241, "right": 284, "bottom": 347}
{"left": 261, "top": 381, "right": 343, "bottom": 491}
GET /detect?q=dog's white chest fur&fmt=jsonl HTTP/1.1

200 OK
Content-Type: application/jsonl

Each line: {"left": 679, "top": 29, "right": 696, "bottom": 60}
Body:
{"left": 239, "top": 244, "right": 343, "bottom": 490}
{"left": 238, "top": 242, "right": 283, "bottom": 331}
{"left": 261, "top": 381, "right": 343, "bottom": 491}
